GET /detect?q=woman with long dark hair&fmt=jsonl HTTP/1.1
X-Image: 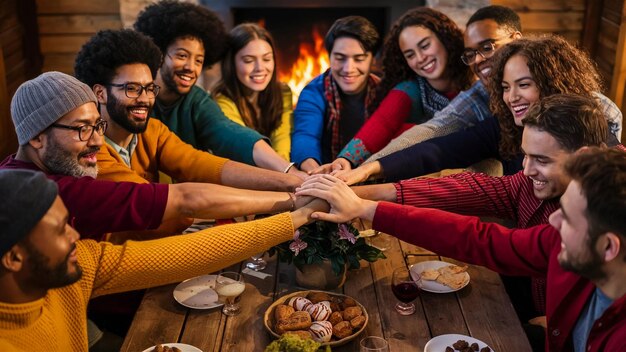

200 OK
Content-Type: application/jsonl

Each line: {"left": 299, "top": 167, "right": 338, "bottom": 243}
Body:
{"left": 215, "top": 23, "right": 292, "bottom": 161}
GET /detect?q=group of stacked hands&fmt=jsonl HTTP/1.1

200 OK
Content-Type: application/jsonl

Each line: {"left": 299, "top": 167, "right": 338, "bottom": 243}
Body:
{"left": 0, "top": 1, "right": 625, "bottom": 351}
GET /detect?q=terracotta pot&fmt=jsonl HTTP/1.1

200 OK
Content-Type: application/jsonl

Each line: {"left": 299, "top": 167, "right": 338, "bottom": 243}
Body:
{"left": 295, "top": 260, "right": 347, "bottom": 290}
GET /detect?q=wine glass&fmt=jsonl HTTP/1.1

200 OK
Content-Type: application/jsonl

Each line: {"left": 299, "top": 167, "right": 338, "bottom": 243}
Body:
{"left": 215, "top": 272, "right": 245, "bottom": 316}
{"left": 246, "top": 251, "right": 267, "bottom": 271}
{"left": 360, "top": 336, "right": 390, "bottom": 352}
{"left": 391, "top": 267, "right": 421, "bottom": 315}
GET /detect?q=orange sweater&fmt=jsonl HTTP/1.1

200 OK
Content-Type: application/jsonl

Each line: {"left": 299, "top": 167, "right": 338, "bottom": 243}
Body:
{"left": 0, "top": 213, "right": 293, "bottom": 351}
{"left": 96, "top": 118, "right": 228, "bottom": 184}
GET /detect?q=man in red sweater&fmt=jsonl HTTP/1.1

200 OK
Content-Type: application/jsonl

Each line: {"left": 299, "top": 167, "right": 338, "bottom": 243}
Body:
{"left": 296, "top": 147, "right": 626, "bottom": 351}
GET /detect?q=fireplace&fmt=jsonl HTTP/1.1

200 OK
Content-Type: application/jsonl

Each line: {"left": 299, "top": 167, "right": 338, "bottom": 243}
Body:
{"left": 200, "top": 0, "right": 424, "bottom": 102}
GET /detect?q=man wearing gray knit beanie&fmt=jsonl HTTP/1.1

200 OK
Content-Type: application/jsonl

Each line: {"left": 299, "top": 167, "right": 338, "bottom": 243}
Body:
{"left": 9, "top": 71, "right": 105, "bottom": 178}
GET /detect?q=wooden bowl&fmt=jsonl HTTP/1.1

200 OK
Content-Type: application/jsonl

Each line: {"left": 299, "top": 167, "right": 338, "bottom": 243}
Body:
{"left": 263, "top": 290, "right": 369, "bottom": 347}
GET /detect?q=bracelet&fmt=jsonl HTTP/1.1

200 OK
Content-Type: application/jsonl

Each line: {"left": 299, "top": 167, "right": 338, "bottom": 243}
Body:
{"left": 283, "top": 162, "right": 296, "bottom": 173}
{"left": 287, "top": 192, "right": 296, "bottom": 211}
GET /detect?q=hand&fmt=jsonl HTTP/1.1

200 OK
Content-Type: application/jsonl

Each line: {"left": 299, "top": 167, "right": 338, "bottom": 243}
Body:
{"left": 333, "top": 161, "right": 382, "bottom": 185}
{"left": 289, "top": 167, "right": 309, "bottom": 181}
{"left": 310, "top": 158, "right": 352, "bottom": 175}
{"left": 299, "top": 158, "right": 320, "bottom": 173}
{"left": 295, "top": 174, "right": 377, "bottom": 223}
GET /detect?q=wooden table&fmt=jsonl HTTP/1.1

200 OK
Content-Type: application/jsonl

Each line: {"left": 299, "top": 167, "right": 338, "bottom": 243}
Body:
{"left": 121, "top": 234, "right": 532, "bottom": 351}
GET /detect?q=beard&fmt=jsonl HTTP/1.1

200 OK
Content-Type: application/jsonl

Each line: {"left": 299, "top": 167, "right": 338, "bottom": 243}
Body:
{"left": 106, "top": 91, "right": 150, "bottom": 134}
{"left": 558, "top": 242, "right": 606, "bottom": 281}
{"left": 160, "top": 64, "right": 193, "bottom": 96}
{"left": 42, "top": 135, "right": 99, "bottom": 178}
{"left": 23, "top": 241, "right": 82, "bottom": 289}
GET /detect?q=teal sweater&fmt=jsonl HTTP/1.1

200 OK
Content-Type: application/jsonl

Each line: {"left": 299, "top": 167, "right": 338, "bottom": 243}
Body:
{"left": 153, "top": 86, "right": 263, "bottom": 165}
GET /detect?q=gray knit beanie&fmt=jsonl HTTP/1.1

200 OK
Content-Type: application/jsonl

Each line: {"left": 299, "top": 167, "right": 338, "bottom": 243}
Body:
{"left": 10, "top": 71, "right": 97, "bottom": 145}
{"left": 0, "top": 169, "right": 59, "bottom": 255}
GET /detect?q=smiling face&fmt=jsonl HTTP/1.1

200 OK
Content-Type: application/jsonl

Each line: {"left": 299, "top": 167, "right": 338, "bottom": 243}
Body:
{"left": 549, "top": 181, "right": 605, "bottom": 280}
{"left": 501, "top": 55, "right": 540, "bottom": 126}
{"left": 463, "top": 19, "right": 517, "bottom": 84}
{"left": 39, "top": 103, "right": 103, "bottom": 178}
{"left": 521, "top": 126, "right": 572, "bottom": 200}
{"left": 157, "top": 37, "right": 205, "bottom": 102}
{"left": 399, "top": 25, "right": 448, "bottom": 88}
{"left": 235, "top": 38, "right": 275, "bottom": 96}
{"left": 329, "top": 37, "right": 373, "bottom": 95}
{"left": 20, "top": 196, "right": 82, "bottom": 290}
{"left": 103, "top": 63, "right": 155, "bottom": 134}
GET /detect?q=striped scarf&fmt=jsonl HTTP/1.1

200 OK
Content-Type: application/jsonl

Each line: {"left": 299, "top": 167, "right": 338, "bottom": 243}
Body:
{"left": 324, "top": 69, "right": 380, "bottom": 159}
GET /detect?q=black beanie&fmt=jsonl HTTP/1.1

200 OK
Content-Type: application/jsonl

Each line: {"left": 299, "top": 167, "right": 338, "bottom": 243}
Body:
{"left": 0, "top": 169, "right": 59, "bottom": 255}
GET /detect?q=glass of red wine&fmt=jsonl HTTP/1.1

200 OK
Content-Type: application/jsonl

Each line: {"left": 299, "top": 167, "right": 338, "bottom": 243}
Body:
{"left": 391, "top": 267, "right": 421, "bottom": 315}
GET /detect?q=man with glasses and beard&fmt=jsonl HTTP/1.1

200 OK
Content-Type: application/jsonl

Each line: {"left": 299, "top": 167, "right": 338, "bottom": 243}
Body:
{"left": 74, "top": 29, "right": 308, "bottom": 238}
{"left": 296, "top": 147, "right": 626, "bottom": 351}
{"left": 0, "top": 168, "right": 326, "bottom": 351}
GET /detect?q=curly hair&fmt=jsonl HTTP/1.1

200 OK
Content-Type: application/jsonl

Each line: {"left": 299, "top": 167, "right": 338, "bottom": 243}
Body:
{"left": 565, "top": 147, "right": 626, "bottom": 241}
{"left": 487, "top": 35, "right": 603, "bottom": 159}
{"left": 370, "top": 7, "right": 473, "bottom": 112}
{"left": 324, "top": 16, "right": 381, "bottom": 55}
{"left": 74, "top": 29, "right": 162, "bottom": 87}
{"left": 134, "top": 0, "right": 227, "bottom": 68}
{"left": 214, "top": 23, "right": 284, "bottom": 137}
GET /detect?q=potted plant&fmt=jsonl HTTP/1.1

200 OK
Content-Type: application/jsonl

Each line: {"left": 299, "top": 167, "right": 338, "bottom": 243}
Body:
{"left": 270, "top": 221, "right": 386, "bottom": 289}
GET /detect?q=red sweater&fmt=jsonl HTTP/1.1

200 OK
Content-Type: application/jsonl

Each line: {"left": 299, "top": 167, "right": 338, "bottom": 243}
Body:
{"left": 373, "top": 202, "right": 626, "bottom": 351}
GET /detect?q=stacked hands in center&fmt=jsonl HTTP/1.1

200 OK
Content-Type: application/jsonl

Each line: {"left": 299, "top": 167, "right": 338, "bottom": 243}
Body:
{"left": 272, "top": 291, "right": 366, "bottom": 343}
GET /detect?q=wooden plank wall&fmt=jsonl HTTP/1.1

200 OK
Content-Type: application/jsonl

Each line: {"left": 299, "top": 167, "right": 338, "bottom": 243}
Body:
{"left": 0, "top": 0, "right": 41, "bottom": 159}
{"left": 36, "top": 0, "right": 122, "bottom": 74}
{"left": 493, "top": 0, "right": 585, "bottom": 43}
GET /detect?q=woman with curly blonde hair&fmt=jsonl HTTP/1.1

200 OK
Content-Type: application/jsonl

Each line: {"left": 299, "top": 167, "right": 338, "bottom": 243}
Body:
{"left": 315, "top": 7, "right": 474, "bottom": 173}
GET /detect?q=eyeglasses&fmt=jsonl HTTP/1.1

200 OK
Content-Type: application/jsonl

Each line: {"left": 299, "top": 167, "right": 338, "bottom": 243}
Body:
{"left": 461, "top": 41, "right": 497, "bottom": 65}
{"left": 107, "top": 82, "right": 160, "bottom": 98}
{"left": 50, "top": 120, "right": 108, "bottom": 141}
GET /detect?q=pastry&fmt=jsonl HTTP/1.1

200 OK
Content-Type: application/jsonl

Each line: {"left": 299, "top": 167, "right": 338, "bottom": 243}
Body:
{"left": 276, "top": 311, "right": 312, "bottom": 334}
{"left": 307, "top": 291, "right": 332, "bottom": 303}
{"left": 332, "top": 320, "right": 352, "bottom": 339}
{"left": 274, "top": 304, "right": 295, "bottom": 322}
{"left": 342, "top": 306, "right": 362, "bottom": 321}
{"left": 288, "top": 296, "right": 313, "bottom": 311}
{"left": 350, "top": 314, "right": 366, "bottom": 329}
{"left": 306, "top": 302, "right": 332, "bottom": 321}
{"left": 309, "top": 321, "right": 333, "bottom": 342}
{"left": 420, "top": 268, "right": 440, "bottom": 281}
{"left": 328, "top": 311, "right": 343, "bottom": 326}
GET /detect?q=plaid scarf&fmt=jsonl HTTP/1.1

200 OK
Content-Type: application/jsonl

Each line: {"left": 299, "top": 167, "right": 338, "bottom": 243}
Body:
{"left": 324, "top": 69, "right": 380, "bottom": 159}
{"left": 418, "top": 76, "right": 454, "bottom": 119}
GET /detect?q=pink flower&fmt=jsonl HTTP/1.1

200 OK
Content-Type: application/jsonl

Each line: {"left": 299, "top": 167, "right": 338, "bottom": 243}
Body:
{"left": 289, "top": 230, "right": 308, "bottom": 256}
{"left": 338, "top": 224, "right": 356, "bottom": 244}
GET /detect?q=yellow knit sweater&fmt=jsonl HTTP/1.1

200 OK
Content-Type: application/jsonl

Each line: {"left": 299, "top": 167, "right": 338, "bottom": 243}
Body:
{"left": 96, "top": 118, "right": 228, "bottom": 184}
{"left": 0, "top": 213, "right": 294, "bottom": 351}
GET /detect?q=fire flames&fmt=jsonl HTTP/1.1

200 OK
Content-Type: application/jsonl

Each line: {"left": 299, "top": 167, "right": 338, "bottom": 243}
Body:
{"left": 279, "top": 27, "right": 330, "bottom": 107}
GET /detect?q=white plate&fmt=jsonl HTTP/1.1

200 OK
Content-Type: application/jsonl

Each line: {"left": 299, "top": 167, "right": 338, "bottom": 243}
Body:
{"left": 410, "top": 260, "right": 470, "bottom": 293}
{"left": 173, "top": 274, "right": 222, "bottom": 309}
{"left": 424, "top": 334, "right": 493, "bottom": 352}
{"left": 141, "top": 343, "right": 203, "bottom": 352}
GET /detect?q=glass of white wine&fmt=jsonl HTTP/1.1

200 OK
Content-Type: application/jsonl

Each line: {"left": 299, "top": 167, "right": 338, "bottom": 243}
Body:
{"left": 246, "top": 251, "right": 267, "bottom": 271}
{"left": 215, "top": 272, "right": 245, "bottom": 316}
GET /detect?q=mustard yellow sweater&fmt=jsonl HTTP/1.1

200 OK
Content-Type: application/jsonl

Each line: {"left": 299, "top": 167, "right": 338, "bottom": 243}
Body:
{"left": 0, "top": 213, "right": 294, "bottom": 351}
{"left": 216, "top": 91, "right": 292, "bottom": 161}
{"left": 96, "top": 118, "right": 228, "bottom": 184}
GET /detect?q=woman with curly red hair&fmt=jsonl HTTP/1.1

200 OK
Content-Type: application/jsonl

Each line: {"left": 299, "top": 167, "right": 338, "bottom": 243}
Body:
{"left": 316, "top": 7, "right": 474, "bottom": 173}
